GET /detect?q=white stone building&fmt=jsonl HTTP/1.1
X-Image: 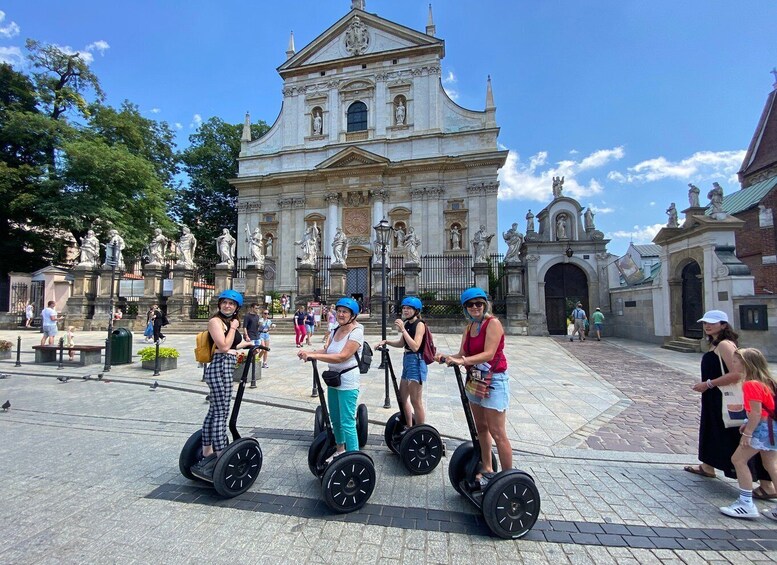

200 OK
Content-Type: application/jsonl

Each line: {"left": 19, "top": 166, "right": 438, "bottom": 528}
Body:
{"left": 232, "top": 1, "right": 506, "bottom": 301}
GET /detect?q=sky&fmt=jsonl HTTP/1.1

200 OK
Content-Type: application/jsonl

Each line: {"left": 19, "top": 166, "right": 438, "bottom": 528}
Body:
{"left": 2, "top": 0, "right": 776, "bottom": 257}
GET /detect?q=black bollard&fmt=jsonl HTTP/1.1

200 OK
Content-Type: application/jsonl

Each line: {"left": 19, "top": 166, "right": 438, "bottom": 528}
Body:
{"left": 57, "top": 337, "right": 65, "bottom": 370}
{"left": 103, "top": 338, "right": 111, "bottom": 373}
{"left": 153, "top": 340, "right": 161, "bottom": 376}
{"left": 15, "top": 336, "right": 21, "bottom": 367}
{"left": 201, "top": 362, "right": 207, "bottom": 381}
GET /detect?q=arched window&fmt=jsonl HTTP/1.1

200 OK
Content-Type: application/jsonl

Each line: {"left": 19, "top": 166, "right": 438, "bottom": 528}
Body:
{"left": 347, "top": 101, "right": 368, "bottom": 132}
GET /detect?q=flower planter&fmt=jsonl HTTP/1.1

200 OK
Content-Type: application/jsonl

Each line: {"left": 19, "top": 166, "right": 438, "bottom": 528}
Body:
{"left": 142, "top": 358, "right": 177, "bottom": 372}
{"left": 233, "top": 363, "right": 261, "bottom": 382}
{"left": 0, "top": 350, "right": 11, "bottom": 360}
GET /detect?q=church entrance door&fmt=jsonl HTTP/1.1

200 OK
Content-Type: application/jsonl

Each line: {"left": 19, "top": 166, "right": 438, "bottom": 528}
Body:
{"left": 544, "top": 263, "right": 588, "bottom": 335}
{"left": 681, "top": 261, "right": 703, "bottom": 339}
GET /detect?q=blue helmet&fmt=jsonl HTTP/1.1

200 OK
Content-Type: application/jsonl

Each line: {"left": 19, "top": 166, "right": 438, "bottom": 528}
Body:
{"left": 217, "top": 289, "right": 244, "bottom": 308}
{"left": 460, "top": 287, "right": 488, "bottom": 305}
{"left": 401, "top": 296, "right": 422, "bottom": 312}
{"left": 336, "top": 297, "right": 360, "bottom": 316}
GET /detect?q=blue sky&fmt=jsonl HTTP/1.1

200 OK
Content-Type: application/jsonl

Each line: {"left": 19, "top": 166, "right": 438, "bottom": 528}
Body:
{"left": 2, "top": 0, "right": 776, "bottom": 256}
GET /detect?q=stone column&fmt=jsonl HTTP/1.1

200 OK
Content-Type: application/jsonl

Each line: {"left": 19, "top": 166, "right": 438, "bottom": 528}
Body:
{"left": 137, "top": 264, "right": 164, "bottom": 323}
{"left": 329, "top": 263, "right": 348, "bottom": 297}
{"left": 244, "top": 264, "right": 265, "bottom": 306}
{"left": 295, "top": 264, "right": 316, "bottom": 308}
{"left": 209, "top": 264, "right": 234, "bottom": 313}
{"left": 94, "top": 265, "right": 120, "bottom": 322}
{"left": 504, "top": 263, "right": 528, "bottom": 334}
{"left": 167, "top": 264, "right": 195, "bottom": 320}
{"left": 472, "top": 262, "right": 489, "bottom": 294}
{"left": 65, "top": 264, "right": 100, "bottom": 328}
{"left": 403, "top": 262, "right": 421, "bottom": 296}
{"left": 325, "top": 193, "right": 339, "bottom": 259}
{"left": 371, "top": 254, "right": 391, "bottom": 321}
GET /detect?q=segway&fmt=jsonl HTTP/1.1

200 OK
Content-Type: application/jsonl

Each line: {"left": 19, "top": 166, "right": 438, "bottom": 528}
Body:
{"left": 442, "top": 358, "right": 540, "bottom": 539}
{"left": 314, "top": 403, "right": 368, "bottom": 447}
{"left": 377, "top": 345, "right": 444, "bottom": 475}
{"left": 307, "top": 359, "right": 376, "bottom": 513}
{"left": 178, "top": 344, "right": 269, "bottom": 498}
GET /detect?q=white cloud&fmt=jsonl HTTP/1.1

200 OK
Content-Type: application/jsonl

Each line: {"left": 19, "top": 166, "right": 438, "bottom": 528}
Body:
{"left": 608, "top": 223, "right": 665, "bottom": 244}
{"left": 498, "top": 146, "right": 624, "bottom": 202}
{"left": 150, "top": 108, "right": 161, "bottom": 114}
{"left": 189, "top": 114, "right": 202, "bottom": 129}
{"left": 85, "top": 40, "right": 110, "bottom": 55}
{"left": 174, "top": 122, "right": 183, "bottom": 130}
{"left": 0, "top": 46, "right": 23, "bottom": 66}
{"left": 51, "top": 44, "right": 94, "bottom": 64}
{"left": 0, "top": 11, "right": 20, "bottom": 38}
{"left": 442, "top": 69, "right": 458, "bottom": 101}
{"left": 607, "top": 149, "right": 745, "bottom": 184}
{"left": 587, "top": 204, "right": 614, "bottom": 214}
{"left": 649, "top": 201, "right": 656, "bottom": 206}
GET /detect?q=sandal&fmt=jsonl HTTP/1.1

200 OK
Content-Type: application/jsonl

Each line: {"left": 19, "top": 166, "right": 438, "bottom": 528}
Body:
{"left": 684, "top": 465, "right": 715, "bottom": 478}
{"left": 753, "top": 486, "right": 777, "bottom": 500}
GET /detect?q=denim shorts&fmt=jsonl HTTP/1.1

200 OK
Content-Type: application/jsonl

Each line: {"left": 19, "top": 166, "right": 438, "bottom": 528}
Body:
{"left": 466, "top": 371, "right": 510, "bottom": 412}
{"left": 305, "top": 324, "right": 314, "bottom": 334}
{"left": 402, "top": 352, "right": 427, "bottom": 384}
{"left": 594, "top": 323, "right": 603, "bottom": 331}
{"left": 42, "top": 324, "right": 58, "bottom": 338}
{"left": 749, "top": 420, "right": 777, "bottom": 451}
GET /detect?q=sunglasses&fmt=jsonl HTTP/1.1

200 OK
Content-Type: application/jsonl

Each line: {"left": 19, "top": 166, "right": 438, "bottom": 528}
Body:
{"left": 263, "top": 312, "right": 269, "bottom": 315}
{"left": 464, "top": 301, "right": 486, "bottom": 309}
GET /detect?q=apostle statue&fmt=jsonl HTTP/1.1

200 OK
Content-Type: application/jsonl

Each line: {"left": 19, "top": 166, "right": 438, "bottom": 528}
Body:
{"left": 103, "top": 229, "right": 126, "bottom": 270}
{"left": 78, "top": 229, "right": 100, "bottom": 267}
{"left": 708, "top": 182, "right": 724, "bottom": 215}
{"left": 688, "top": 183, "right": 701, "bottom": 208}
{"left": 503, "top": 223, "right": 524, "bottom": 263}
{"left": 332, "top": 227, "right": 349, "bottom": 265}
{"left": 215, "top": 228, "right": 236, "bottom": 267}
{"left": 584, "top": 207, "right": 596, "bottom": 231}
{"left": 403, "top": 227, "right": 421, "bottom": 263}
{"left": 472, "top": 224, "right": 495, "bottom": 263}
{"left": 312, "top": 111, "right": 322, "bottom": 136}
{"left": 394, "top": 224, "right": 405, "bottom": 249}
{"left": 295, "top": 222, "right": 320, "bottom": 265}
{"left": 526, "top": 209, "right": 535, "bottom": 233}
{"left": 146, "top": 228, "right": 168, "bottom": 265}
{"left": 450, "top": 225, "right": 462, "bottom": 250}
{"left": 265, "top": 234, "right": 273, "bottom": 257}
{"left": 176, "top": 225, "right": 197, "bottom": 268}
{"left": 552, "top": 176, "right": 564, "bottom": 199}
{"left": 666, "top": 203, "right": 679, "bottom": 228}
{"left": 395, "top": 100, "right": 406, "bottom": 125}
{"left": 245, "top": 224, "right": 264, "bottom": 268}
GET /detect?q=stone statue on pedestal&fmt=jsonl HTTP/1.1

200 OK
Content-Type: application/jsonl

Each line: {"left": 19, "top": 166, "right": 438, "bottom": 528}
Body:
{"left": 332, "top": 227, "right": 349, "bottom": 266}
{"left": 312, "top": 111, "right": 322, "bottom": 136}
{"left": 295, "top": 222, "right": 320, "bottom": 265}
{"left": 78, "top": 229, "right": 100, "bottom": 267}
{"left": 395, "top": 100, "right": 406, "bottom": 125}
{"left": 708, "top": 182, "right": 725, "bottom": 216}
{"left": 176, "top": 225, "right": 197, "bottom": 268}
{"left": 265, "top": 234, "right": 273, "bottom": 257}
{"left": 245, "top": 224, "right": 264, "bottom": 268}
{"left": 688, "top": 183, "right": 700, "bottom": 207}
{"left": 555, "top": 215, "right": 568, "bottom": 239}
{"left": 503, "top": 223, "right": 523, "bottom": 263}
{"left": 666, "top": 203, "right": 679, "bottom": 227}
{"left": 450, "top": 225, "right": 461, "bottom": 250}
{"left": 215, "top": 228, "right": 236, "bottom": 267}
{"left": 584, "top": 208, "right": 595, "bottom": 231}
{"left": 145, "top": 228, "right": 168, "bottom": 265}
{"left": 104, "top": 229, "right": 126, "bottom": 270}
{"left": 526, "top": 210, "right": 535, "bottom": 233}
{"left": 472, "top": 225, "right": 494, "bottom": 263}
{"left": 552, "top": 176, "right": 564, "bottom": 199}
{"left": 403, "top": 227, "right": 421, "bottom": 263}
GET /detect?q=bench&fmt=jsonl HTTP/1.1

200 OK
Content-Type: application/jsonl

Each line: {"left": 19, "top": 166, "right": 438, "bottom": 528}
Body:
{"left": 32, "top": 345, "right": 105, "bottom": 366}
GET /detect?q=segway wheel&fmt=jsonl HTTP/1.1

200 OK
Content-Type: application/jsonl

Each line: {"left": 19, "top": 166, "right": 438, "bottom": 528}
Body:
{"left": 383, "top": 412, "right": 403, "bottom": 454}
{"left": 399, "top": 424, "right": 443, "bottom": 475}
{"left": 179, "top": 430, "right": 204, "bottom": 481}
{"left": 482, "top": 471, "right": 541, "bottom": 539}
{"left": 313, "top": 406, "right": 324, "bottom": 437}
{"left": 356, "top": 404, "right": 368, "bottom": 448}
{"left": 322, "top": 452, "right": 376, "bottom": 513}
{"left": 308, "top": 430, "right": 335, "bottom": 477}
{"left": 448, "top": 441, "right": 498, "bottom": 495}
{"left": 212, "top": 438, "right": 263, "bottom": 498}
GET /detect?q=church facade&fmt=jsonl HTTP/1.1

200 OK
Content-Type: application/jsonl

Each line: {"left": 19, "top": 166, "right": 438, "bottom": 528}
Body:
{"left": 231, "top": 1, "right": 505, "bottom": 302}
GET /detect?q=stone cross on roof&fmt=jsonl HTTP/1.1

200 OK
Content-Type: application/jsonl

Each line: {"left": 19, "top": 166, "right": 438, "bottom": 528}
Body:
{"left": 772, "top": 67, "right": 777, "bottom": 89}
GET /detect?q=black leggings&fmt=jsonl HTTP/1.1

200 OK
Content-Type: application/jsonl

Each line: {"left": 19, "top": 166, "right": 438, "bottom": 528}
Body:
{"left": 153, "top": 321, "right": 165, "bottom": 341}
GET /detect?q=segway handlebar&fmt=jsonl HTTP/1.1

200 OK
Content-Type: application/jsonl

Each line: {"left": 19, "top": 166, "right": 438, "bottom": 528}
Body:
{"left": 249, "top": 343, "right": 270, "bottom": 352}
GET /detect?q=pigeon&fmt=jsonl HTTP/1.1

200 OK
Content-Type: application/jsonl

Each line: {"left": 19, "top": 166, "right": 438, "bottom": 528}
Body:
{"left": 1, "top": 400, "right": 9, "bottom": 411}
{"left": 57, "top": 375, "right": 69, "bottom": 383}
{"left": 149, "top": 381, "right": 159, "bottom": 391}
{"left": 0, "top": 373, "right": 9, "bottom": 379}
{"left": 97, "top": 373, "right": 104, "bottom": 381}
{"left": 82, "top": 374, "right": 92, "bottom": 381}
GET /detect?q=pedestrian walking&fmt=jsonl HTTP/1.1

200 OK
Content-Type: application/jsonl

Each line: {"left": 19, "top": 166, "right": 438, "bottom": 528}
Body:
{"left": 66, "top": 326, "right": 76, "bottom": 361}
{"left": 592, "top": 307, "right": 605, "bottom": 341}
{"left": 305, "top": 307, "right": 315, "bottom": 346}
{"left": 144, "top": 305, "right": 156, "bottom": 342}
{"left": 25, "top": 302, "right": 33, "bottom": 327}
{"left": 569, "top": 302, "right": 586, "bottom": 342}
{"left": 281, "top": 294, "right": 290, "bottom": 318}
{"left": 152, "top": 306, "right": 167, "bottom": 344}
{"left": 40, "top": 301, "right": 59, "bottom": 346}
{"left": 293, "top": 304, "right": 306, "bottom": 347}
{"left": 257, "top": 309, "right": 273, "bottom": 368}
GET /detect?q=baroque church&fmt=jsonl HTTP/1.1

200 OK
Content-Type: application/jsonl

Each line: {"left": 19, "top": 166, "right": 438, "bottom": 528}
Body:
{"left": 232, "top": 1, "right": 504, "bottom": 302}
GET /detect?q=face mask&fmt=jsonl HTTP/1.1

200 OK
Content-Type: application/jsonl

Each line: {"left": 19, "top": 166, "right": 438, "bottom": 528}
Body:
{"left": 220, "top": 310, "right": 235, "bottom": 318}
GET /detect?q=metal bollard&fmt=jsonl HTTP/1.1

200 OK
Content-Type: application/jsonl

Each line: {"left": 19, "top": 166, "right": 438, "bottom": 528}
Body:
{"left": 57, "top": 337, "right": 65, "bottom": 370}
{"left": 201, "top": 362, "right": 207, "bottom": 381}
{"left": 15, "top": 336, "right": 21, "bottom": 367}
{"left": 153, "top": 341, "right": 161, "bottom": 376}
{"left": 103, "top": 338, "right": 111, "bottom": 373}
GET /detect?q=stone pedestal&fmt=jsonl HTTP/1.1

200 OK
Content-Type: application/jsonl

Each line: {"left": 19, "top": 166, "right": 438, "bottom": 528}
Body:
{"left": 66, "top": 265, "right": 99, "bottom": 326}
{"left": 166, "top": 265, "right": 195, "bottom": 320}
{"left": 142, "top": 264, "right": 164, "bottom": 298}
{"left": 682, "top": 206, "right": 707, "bottom": 228}
{"left": 504, "top": 263, "right": 528, "bottom": 333}
{"left": 244, "top": 264, "right": 265, "bottom": 306}
{"left": 329, "top": 264, "right": 348, "bottom": 297}
{"left": 94, "top": 266, "right": 120, "bottom": 321}
{"left": 472, "top": 262, "right": 490, "bottom": 294}
{"left": 295, "top": 264, "right": 316, "bottom": 307}
{"left": 403, "top": 263, "right": 421, "bottom": 296}
{"left": 214, "top": 264, "right": 233, "bottom": 295}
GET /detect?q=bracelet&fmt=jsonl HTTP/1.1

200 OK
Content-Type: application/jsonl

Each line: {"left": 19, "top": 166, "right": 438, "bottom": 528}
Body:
{"left": 742, "top": 433, "right": 752, "bottom": 438}
{"left": 706, "top": 380, "right": 714, "bottom": 389}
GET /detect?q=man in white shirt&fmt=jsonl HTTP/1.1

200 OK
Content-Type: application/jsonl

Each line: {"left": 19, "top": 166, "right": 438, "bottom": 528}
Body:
{"left": 569, "top": 302, "right": 587, "bottom": 342}
{"left": 40, "top": 301, "right": 60, "bottom": 346}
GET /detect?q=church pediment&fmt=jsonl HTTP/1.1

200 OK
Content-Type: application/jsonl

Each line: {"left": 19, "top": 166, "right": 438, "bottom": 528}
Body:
{"left": 316, "top": 147, "right": 390, "bottom": 170}
{"left": 278, "top": 9, "right": 443, "bottom": 76}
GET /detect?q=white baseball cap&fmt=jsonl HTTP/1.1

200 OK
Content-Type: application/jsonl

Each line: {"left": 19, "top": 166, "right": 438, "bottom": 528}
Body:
{"left": 697, "top": 310, "right": 728, "bottom": 323}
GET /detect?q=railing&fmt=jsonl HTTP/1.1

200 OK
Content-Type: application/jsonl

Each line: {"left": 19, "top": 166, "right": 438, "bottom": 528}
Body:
{"left": 418, "top": 254, "right": 474, "bottom": 318}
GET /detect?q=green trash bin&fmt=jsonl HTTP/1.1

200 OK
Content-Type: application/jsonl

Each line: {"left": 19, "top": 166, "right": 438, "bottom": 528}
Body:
{"left": 111, "top": 327, "right": 133, "bottom": 365}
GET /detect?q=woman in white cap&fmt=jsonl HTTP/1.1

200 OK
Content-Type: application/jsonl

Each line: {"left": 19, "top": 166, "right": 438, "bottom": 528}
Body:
{"left": 685, "top": 310, "right": 776, "bottom": 498}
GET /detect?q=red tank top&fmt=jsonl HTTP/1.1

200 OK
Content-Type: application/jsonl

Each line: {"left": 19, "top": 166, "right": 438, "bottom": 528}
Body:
{"left": 463, "top": 317, "right": 507, "bottom": 373}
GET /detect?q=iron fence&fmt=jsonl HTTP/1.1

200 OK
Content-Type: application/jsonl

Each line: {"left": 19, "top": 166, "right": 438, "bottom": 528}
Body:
{"left": 487, "top": 253, "right": 507, "bottom": 316}
{"left": 192, "top": 257, "right": 216, "bottom": 319}
{"left": 10, "top": 282, "right": 28, "bottom": 325}
{"left": 387, "top": 254, "right": 405, "bottom": 315}
{"left": 418, "top": 254, "right": 474, "bottom": 317}
{"left": 314, "top": 255, "right": 331, "bottom": 303}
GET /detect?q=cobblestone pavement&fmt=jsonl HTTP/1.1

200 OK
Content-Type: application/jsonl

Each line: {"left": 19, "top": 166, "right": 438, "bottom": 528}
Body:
{"left": 1, "top": 328, "right": 776, "bottom": 563}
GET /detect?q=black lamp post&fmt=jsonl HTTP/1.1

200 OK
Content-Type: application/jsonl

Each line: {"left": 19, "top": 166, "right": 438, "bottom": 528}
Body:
{"left": 374, "top": 218, "right": 393, "bottom": 409}
{"left": 103, "top": 240, "right": 119, "bottom": 373}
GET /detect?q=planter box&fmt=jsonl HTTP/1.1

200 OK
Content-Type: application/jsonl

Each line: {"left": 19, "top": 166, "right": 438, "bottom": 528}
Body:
{"left": 233, "top": 363, "right": 261, "bottom": 383}
{"left": 0, "top": 350, "right": 11, "bottom": 360}
{"left": 142, "top": 358, "right": 177, "bottom": 372}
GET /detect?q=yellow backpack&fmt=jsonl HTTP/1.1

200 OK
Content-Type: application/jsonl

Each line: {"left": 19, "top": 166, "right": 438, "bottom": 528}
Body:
{"left": 194, "top": 330, "right": 214, "bottom": 364}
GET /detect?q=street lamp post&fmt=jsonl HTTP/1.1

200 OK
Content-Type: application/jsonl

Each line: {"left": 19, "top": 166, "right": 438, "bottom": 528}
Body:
{"left": 373, "top": 218, "right": 393, "bottom": 409}
{"left": 103, "top": 241, "right": 118, "bottom": 373}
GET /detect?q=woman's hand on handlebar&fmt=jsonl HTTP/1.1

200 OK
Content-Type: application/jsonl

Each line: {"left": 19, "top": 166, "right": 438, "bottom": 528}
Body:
{"left": 298, "top": 349, "right": 313, "bottom": 362}
{"left": 437, "top": 353, "right": 464, "bottom": 366}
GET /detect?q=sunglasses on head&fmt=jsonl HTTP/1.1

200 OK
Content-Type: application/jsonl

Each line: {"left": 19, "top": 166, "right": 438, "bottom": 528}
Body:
{"left": 464, "top": 301, "right": 486, "bottom": 308}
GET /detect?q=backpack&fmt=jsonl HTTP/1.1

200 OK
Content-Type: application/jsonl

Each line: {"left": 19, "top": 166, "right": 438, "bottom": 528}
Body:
{"left": 420, "top": 324, "right": 437, "bottom": 365}
{"left": 355, "top": 341, "right": 373, "bottom": 374}
{"left": 194, "top": 330, "right": 214, "bottom": 363}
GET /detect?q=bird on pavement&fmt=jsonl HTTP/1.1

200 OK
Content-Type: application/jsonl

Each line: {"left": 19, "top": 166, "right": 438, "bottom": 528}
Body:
{"left": 149, "top": 381, "right": 159, "bottom": 391}
{"left": 82, "top": 374, "right": 92, "bottom": 381}
{"left": 1, "top": 400, "right": 9, "bottom": 411}
{"left": 57, "top": 375, "right": 69, "bottom": 383}
{"left": 0, "top": 373, "right": 9, "bottom": 379}
{"left": 97, "top": 373, "right": 104, "bottom": 380}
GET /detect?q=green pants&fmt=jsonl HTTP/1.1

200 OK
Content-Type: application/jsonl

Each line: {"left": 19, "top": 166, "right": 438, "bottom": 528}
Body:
{"left": 327, "top": 387, "right": 359, "bottom": 452}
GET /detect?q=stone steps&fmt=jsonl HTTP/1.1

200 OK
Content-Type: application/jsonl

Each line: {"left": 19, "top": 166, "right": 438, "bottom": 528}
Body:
{"left": 661, "top": 337, "right": 701, "bottom": 353}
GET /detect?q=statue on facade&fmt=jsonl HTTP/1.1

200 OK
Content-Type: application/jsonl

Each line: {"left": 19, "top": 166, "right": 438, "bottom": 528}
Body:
{"left": 584, "top": 207, "right": 595, "bottom": 231}
{"left": 688, "top": 183, "right": 701, "bottom": 208}
{"left": 215, "top": 228, "right": 236, "bottom": 267}
{"left": 265, "top": 234, "right": 273, "bottom": 257}
{"left": 708, "top": 182, "right": 725, "bottom": 215}
{"left": 450, "top": 225, "right": 462, "bottom": 250}
{"left": 666, "top": 203, "right": 679, "bottom": 227}
{"left": 403, "top": 227, "right": 421, "bottom": 263}
{"left": 104, "top": 229, "right": 126, "bottom": 270}
{"left": 525, "top": 209, "right": 535, "bottom": 233}
{"left": 245, "top": 224, "right": 264, "bottom": 268}
{"left": 332, "top": 227, "right": 349, "bottom": 265}
{"left": 395, "top": 100, "right": 406, "bottom": 125}
{"left": 312, "top": 111, "right": 322, "bottom": 136}
{"left": 295, "top": 222, "right": 320, "bottom": 265}
{"left": 394, "top": 224, "right": 405, "bottom": 249}
{"left": 78, "top": 229, "right": 100, "bottom": 267}
{"left": 145, "top": 228, "right": 168, "bottom": 265}
{"left": 472, "top": 224, "right": 495, "bottom": 263}
{"left": 176, "top": 225, "right": 197, "bottom": 268}
{"left": 555, "top": 214, "right": 568, "bottom": 239}
{"left": 503, "top": 223, "right": 524, "bottom": 263}
{"left": 552, "top": 176, "right": 564, "bottom": 199}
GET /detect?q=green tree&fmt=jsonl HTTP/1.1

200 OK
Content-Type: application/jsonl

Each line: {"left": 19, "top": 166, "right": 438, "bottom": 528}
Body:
{"left": 173, "top": 117, "right": 268, "bottom": 262}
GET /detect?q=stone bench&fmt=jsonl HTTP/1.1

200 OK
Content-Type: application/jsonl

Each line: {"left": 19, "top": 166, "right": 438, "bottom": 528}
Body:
{"left": 32, "top": 345, "right": 105, "bottom": 366}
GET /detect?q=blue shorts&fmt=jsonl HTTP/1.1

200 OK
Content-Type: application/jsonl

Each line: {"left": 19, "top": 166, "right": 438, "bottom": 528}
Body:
{"left": 466, "top": 371, "right": 510, "bottom": 412}
{"left": 594, "top": 323, "right": 603, "bottom": 331}
{"left": 42, "top": 324, "right": 58, "bottom": 338}
{"left": 305, "top": 324, "right": 314, "bottom": 334}
{"left": 402, "top": 352, "right": 428, "bottom": 384}
{"left": 749, "top": 420, "right": 777, "bottom": 451}
{"left": 259, "top": 332, "right": 270, "bottom": 342}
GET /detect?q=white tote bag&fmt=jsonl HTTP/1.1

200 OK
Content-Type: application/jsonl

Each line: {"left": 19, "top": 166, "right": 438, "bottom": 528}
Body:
{"left": 717, "top": 351, "right": 746, "bottom": 428}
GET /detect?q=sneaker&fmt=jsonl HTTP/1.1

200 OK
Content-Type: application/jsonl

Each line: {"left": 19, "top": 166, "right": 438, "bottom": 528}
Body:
{"left": 569, "top": 337, "right": 573, "bottom": 342}
{"left": 190, "top": 454, "right": 217, "bottom": 480}
{"left": 720, "top": 500, "right": 759, "bottom": 519}
{"left": 160, "top": 337, "right": 166, "bottom": 344}
{"left": 249, "top": 382, "right": 257, "bottom": 389}
{"left": 262, "top": 363, "right": 269, "bottom": 369}
{"left": 763, "top": 507, "right": 777, "bottom": 521}
{"left": 325, "top": 450, "right": 344, "bottom": 465}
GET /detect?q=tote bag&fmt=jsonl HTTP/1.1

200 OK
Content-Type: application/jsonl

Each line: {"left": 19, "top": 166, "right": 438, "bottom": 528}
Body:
{"left": 717, "top": 351, "right": 746, "bottom": 428}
